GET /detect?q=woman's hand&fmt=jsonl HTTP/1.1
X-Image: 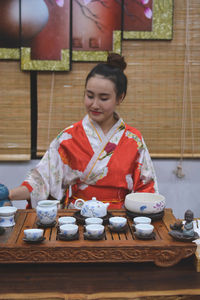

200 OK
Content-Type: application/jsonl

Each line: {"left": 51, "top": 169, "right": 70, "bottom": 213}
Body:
{"left": 0, "top": 184, "right": 11, "bottom": 207}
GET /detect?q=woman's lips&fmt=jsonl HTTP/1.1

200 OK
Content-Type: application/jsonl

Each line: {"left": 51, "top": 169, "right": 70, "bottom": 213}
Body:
{"left": 91, "top": 111, "right": 102, "bottom": 115}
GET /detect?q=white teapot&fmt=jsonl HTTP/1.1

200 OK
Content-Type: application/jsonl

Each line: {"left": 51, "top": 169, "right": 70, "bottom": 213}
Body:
{"left": 74, "top": 197, "right": 109, "bottom": 218}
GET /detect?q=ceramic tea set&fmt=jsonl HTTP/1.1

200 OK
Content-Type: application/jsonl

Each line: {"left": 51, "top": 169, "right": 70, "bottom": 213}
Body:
{"left": 0, "top": 193, "right": 167, "bottom": 241}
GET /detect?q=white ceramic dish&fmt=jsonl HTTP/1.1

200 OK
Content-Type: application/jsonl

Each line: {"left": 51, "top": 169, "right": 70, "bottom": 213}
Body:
{"left": 24, "top": 229, "right": 44, "bottom": 241}
{"left": 109, "top": 216, "right": 127, "bottom": 230}
{"left": 85, "top": 224, "right": 104, "bottom": 237}
{"left": 60, "top": 224, "right": 78, "bottom": 236}
{"left": 133, "top": 216, "right": 151, "bottom": 225}
{"left": 85, "top": 217, "right": 103, "bottom": 225}
{"left": 0, "top": 206, "right": 17, "bottom": 216}
{"left": 125, "top": 193, "right": 165, "bottom": 214}
{"left": 58, "top": 216, "right": 76, "bottom": 226}
{"left": 135, "top": 223, "right": 154, "bottom": 236}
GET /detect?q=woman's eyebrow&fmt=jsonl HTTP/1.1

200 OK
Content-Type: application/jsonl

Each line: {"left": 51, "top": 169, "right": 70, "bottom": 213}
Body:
{"left": 86, "top": 90, "right": 110, "bottom": 96}
{"left": 99, "top": 93, "right": 110, "bottom": 97}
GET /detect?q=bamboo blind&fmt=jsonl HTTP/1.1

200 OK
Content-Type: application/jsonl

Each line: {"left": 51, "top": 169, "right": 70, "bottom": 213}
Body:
{"left": 37, "top": 0, "right": 200, "bottom": 158}
{"left": 0, "top": 61, "right": 30, "bottom": 160}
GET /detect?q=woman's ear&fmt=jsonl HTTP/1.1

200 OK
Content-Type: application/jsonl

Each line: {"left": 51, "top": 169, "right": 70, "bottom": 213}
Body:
{"left": 117, "top": 93, "right": 125, "bottom": 105}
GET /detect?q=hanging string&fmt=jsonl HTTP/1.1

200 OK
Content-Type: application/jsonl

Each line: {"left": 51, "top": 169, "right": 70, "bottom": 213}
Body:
{"left": 47, "top": 72, "right": 55, "bottom": 200}
{"left": 47, "top": 72, "right": 55, "bottom": 147}
{"left": 188, "top": 61, "right": 195, "bottom": 156}
{"left": 174, "top": 0, "right": 190, "bottom": 178}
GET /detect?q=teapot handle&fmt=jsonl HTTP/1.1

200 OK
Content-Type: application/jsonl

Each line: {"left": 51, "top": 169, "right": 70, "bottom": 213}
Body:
{"left": 74, "top": 198, "right": 85, "bottom": 210}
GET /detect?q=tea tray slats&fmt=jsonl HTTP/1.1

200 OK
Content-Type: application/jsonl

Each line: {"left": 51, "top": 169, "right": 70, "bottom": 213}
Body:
{"left": 0, "top": 209, "right": 197, "bottom": 267}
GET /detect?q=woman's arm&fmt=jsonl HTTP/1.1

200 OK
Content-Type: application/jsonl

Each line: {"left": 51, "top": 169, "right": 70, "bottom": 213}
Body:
{"left": 9, "top": 185, "right": 30, "bottom": 201}
{"left": 0, "top": 184, "right": 30, "bottom": 207}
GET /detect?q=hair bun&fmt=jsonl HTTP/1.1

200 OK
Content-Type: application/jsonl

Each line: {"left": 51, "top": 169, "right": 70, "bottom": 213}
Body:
{"left": 107, "top": 53, "right": 127, "bottom": 72}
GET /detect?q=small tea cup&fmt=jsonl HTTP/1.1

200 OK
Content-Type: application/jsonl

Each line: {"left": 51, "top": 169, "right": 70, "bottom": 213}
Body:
{"left": 60, "top": 224, "right": 78, "bottom": 237}
{"left": 85, "top": 217, "right": 103, "bottom": 225}
{"left": 58, "top": 216, "right": 76, "bottom": 226}
{"left": 0, "top": 215, "right": 15, "bottom": 227}
{"left": 133, "top": 216, "right": 151, "bottom": 225}
{"left": 109, "top": 216, "right": 127, "bottom": 230}
{"left": 24, "top": 228, "right": 44, "bottom": 241}
{"left": 85, "top": 224, "right": 104, "bottom": 238}
{"left": 135, "top": 223, "right": 154, "bottom": 236}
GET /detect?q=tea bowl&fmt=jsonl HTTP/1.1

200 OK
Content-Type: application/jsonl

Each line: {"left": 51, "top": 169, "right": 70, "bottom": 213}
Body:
{"left": 85, "top": 217, "right": 103, "bottom": 225}
{"left": 0, "top": 206, "right": 17, "bottom": 217}
{"left": 133, "top": 216, "right": 151, "bottom": 225}
{"left": 125, "top": 193, "right": 165, "bottom": 214}
{"left": 85, "top": 224, "right": 104, "bottom": 238}
{"left": 59, "top": 224, "right": 78, "bottom": 237}
{"left": 0, "top": 215, "right": 15, "bottom": 227}
{"left": 58, "top": 216, "right": 76, "bottom": 226}
{"left": 109, "top": 216, "right": 127, "bottom": 230}
{"left": 135, "top": 223, "right": 154, "bottom": 237}
{"left": 24, "top": 228, "right": 44, "bottom": 241}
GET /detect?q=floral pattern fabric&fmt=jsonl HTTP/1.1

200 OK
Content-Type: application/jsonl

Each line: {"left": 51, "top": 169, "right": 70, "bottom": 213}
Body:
{"left": 22, "top": 115, "right": 158, "bottom": 208}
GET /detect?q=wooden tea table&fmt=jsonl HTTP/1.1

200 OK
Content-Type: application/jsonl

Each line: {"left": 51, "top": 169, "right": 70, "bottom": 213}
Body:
{"left": 0, "top": 208, "right": 200, "bottom": 299}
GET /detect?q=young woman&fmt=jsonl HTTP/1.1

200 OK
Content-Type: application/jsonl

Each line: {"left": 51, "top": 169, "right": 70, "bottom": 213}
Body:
{"left": 0, "top": 53, "right": 158, "bottom": 209}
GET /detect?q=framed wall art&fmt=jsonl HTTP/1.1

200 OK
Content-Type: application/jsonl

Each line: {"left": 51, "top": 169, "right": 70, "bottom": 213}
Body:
{"left": 21, "top": 0, "right": 71, "bottom": 71}
{"left": 72, "top": 0, "right": 123, "bottom": 62}
{"left": 123, "top": 0, "right": 173, "bottom": 40}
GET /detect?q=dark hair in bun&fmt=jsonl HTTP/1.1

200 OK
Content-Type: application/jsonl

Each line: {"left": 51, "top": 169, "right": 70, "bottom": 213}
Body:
{"left": 85, "top": 53, "right": 128, "bottom": 99}
{"left": 107, "top": 53, "right": 127, "bottom": 72}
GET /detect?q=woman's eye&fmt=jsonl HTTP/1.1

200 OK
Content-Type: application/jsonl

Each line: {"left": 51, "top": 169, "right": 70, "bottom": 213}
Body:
{"left": 87, "top": 94, "right": 93, "bottom": 99}
{"left": 101, "top": 98, "right": 108, "bottom": 101}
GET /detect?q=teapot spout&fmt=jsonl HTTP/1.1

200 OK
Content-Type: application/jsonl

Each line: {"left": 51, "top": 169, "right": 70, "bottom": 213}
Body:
{"left": 105, "top": 203, "right": 110, "bottom": 208}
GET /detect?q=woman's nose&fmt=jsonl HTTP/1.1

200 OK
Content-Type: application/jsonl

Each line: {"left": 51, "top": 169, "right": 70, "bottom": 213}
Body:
{"left": 91, "top": 98, "right": 99, "bottom": 108}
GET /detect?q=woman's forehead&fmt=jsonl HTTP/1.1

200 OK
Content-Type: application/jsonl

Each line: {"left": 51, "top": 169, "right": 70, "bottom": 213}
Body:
{"left": 86, "top": 75, "right": 116, "bottom": 92}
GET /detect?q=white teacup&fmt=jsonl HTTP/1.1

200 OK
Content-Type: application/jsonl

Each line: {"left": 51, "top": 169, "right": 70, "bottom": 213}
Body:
{"left": 85, "top": 224, "right": 104, "bottom": 237}
{"left": 0, "top": 206, "right": 17, "bottom": 216}
{"left": 0, "top": 215, "right": 15, "bottom": 227}
{"left": 135, "top": 223, "right": 154, "bottom": 236}
{"left": 58, "top": 216, "right": 76, "bottom": 226}
{"left": 60, "top": 224, "right": 78, "bottom": 237}
{"left": 85, "top": 217, "right": 103, "bottom": 225}
{"left": 109, "top": 216, "right": 127, "bottom": 230}
{"left": 24, "top": 229, "right": 44, "bottom": 241}
{"left": 133, "top": 216, "right": 151, "bottom": 225}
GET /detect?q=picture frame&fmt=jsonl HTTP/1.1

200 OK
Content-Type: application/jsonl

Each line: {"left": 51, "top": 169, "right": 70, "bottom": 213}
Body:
{"left": 123, "top": 0, "right": 173, "bottom": 40}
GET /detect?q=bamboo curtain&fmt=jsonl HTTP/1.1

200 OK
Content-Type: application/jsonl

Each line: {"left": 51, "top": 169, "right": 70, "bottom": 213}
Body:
{"left": 0, "top": 0, "right": 200, "bottom": 160}
{"left": 37, "top": 0, "right": 200, "bottom": 157}
{"left": 0, "top": 61, "right": 30, "bottom": 160}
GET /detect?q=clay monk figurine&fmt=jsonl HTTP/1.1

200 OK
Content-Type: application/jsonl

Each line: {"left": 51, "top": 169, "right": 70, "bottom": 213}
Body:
{"left": 182, "top": 209, "right": 195, "bottom": 238}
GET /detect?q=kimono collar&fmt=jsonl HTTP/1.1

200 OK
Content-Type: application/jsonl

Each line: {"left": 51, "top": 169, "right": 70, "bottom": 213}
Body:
{"left": 84, "top": 113, "right": 124, "bottom": 142}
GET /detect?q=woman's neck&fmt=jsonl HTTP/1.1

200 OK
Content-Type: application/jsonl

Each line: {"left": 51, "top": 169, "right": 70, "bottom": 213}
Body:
{"left": 100, "top": 113, "right": 119, "bottom": 135}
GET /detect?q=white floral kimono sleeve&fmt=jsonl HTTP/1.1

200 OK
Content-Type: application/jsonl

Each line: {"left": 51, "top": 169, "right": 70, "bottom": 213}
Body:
{"left": 24, "top": 138, "right": 66, "bottom": 208}
{"left": 138, "top": 137, "right": 159, "bottom": 193}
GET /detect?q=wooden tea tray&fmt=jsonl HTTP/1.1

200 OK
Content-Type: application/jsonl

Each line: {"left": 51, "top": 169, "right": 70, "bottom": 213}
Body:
{"left": 0, "top": 208, "right": 197, "bottom": 267}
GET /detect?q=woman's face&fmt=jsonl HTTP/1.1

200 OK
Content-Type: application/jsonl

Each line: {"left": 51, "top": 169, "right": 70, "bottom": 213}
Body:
{"left": 84, "top": 75, "right": 123, "bottom": 133}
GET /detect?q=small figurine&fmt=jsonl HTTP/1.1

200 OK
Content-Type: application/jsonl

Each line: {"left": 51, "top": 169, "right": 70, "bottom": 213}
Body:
{"left": 182, "top": 209, "right": 195, "bottom": 237}
{"left": 170, "top": 219, "right": 183, "bottom": 231}
{"left": 168, "top": 209, "right": 198, "bottom": 241}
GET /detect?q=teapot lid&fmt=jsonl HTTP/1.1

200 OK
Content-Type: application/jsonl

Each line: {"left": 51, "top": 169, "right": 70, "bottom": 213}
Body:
{"left": 92, "top": 197, "right": 97, "bottom": 201}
